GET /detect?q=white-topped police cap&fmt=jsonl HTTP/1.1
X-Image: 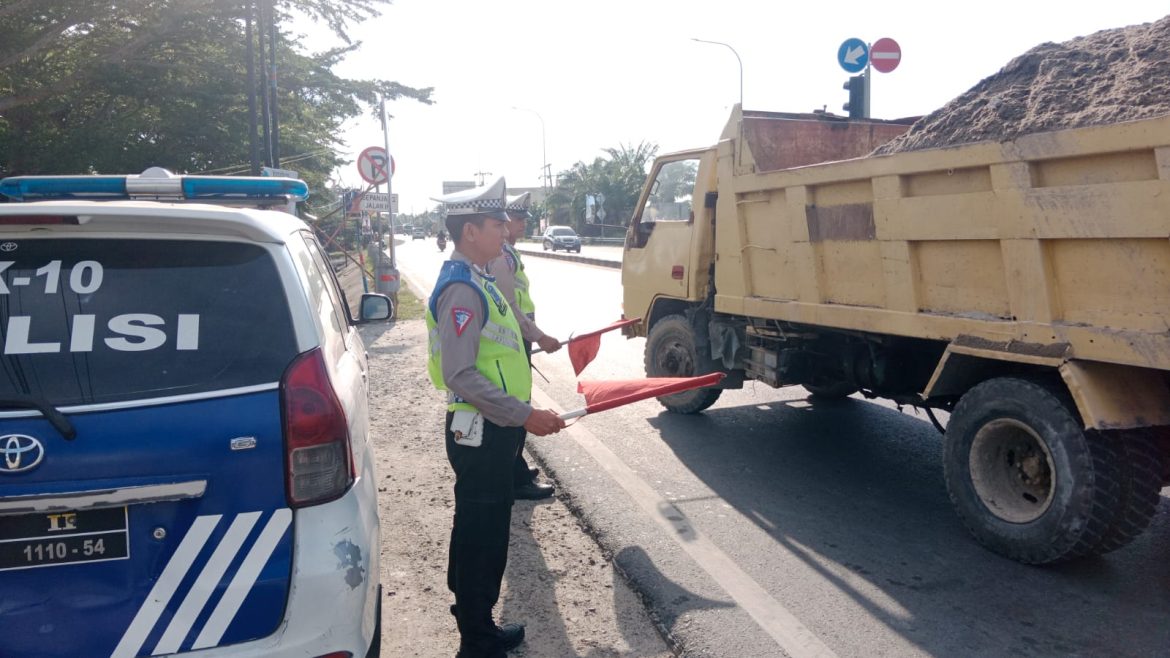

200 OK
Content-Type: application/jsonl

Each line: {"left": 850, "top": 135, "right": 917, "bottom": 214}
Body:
{"left": 505, "top": 192, "right": 532, "bottom": 217}
{"left": 433, "top": 176, "right": 507, "bottom": 218}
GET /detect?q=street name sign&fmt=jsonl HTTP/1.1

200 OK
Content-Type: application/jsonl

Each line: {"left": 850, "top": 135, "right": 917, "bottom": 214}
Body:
{"left": 359, "top": 192, "right": 398, "bottom": 213}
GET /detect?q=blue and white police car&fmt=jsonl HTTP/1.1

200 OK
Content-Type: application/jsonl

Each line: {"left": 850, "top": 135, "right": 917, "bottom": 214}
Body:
{"left": 0, "top": 169, "right": 390, "bottom": 658}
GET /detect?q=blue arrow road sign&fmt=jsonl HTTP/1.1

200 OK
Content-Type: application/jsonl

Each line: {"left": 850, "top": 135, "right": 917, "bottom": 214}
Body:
{"left": 838, "top": 38, "right": 868, "bottom": 73}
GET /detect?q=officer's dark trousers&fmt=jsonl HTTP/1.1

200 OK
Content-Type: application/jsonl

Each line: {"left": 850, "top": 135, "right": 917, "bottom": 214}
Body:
{"left": 511, "top": 340, "right": 534, "bottom": 486}
{"left": 446, "top": 412, "right": 524, "bottom": 657}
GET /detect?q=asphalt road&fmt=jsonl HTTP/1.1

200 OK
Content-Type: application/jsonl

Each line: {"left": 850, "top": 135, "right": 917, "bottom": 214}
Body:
{"left": 394, "top": 238, "right": 1170, "bottom": 658}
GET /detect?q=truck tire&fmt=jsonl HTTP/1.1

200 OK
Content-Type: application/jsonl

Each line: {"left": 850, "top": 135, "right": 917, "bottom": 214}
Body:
{"left": 645, "top": 314, "right": 722, "bottom": 414}
{"left": 803, "top": 381, "right": 859, "bottom": 400}
{"left": 1089, "top": 430, "right": 1163, "bottom": 556}
{"left": 943, "top": 377, "right": 1125, "bottom": 564}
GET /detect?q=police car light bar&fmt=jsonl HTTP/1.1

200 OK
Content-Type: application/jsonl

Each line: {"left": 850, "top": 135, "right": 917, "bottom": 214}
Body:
{"left": 0, "top": 167, "right": 309, "bottom": 203}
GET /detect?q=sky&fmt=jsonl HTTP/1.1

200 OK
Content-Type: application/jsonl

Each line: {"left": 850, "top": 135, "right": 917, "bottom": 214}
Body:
{"left": 298, "top": 1, "right": 1168, "bottom": 215}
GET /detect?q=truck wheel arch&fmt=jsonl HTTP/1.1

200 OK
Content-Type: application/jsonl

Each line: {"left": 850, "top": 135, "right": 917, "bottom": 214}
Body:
{"left": 925, "top": 341, "right": 1170, "bottom": 430}
{"left": 645, "top": 297, "right": 695, "bottom": 335}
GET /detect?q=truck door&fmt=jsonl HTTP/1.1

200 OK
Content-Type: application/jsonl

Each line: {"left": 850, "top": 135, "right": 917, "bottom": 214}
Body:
{"left": 623, "top": 154, "right": 706, "bottom": 318}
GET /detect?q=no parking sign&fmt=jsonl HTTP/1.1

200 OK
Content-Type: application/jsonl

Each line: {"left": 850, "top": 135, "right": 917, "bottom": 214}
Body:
{"left": 357, "top": 146, "right": 394, "bottom": 185}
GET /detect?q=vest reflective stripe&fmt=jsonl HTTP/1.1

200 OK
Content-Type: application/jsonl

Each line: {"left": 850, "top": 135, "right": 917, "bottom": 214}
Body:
{"left": 504, "top": 244, "right": 535, "bottom": 316}
{"left": 426, "top": 261, "right": 531, "bottom": 409}
{"left": 482, "top": 320, "right": 522, "bottom": 353}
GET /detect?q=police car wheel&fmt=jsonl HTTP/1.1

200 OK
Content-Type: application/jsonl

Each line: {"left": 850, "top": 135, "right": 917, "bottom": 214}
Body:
{"left": 366, "top": 586, "right": 382, "bottom": 658}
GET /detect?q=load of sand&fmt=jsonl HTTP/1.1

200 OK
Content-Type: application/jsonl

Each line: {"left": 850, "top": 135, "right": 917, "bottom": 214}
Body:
{"left": 874, "top": 15, "right": 1170, "bottom": 154}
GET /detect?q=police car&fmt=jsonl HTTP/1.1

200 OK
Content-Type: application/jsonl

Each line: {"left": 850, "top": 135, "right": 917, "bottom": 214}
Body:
{"left": 0, "top": 169, "right": 390, "bottom": 658}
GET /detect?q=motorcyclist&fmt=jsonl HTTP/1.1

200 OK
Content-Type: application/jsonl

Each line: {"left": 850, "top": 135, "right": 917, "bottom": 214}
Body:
{"left": 437, "top": 229, "right": 448, "bottom": 251}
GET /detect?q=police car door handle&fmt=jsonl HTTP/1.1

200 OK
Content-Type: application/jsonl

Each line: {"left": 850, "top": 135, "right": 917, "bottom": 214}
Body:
{"left": 0, "top": 395, "right": 77, "bottom": 440}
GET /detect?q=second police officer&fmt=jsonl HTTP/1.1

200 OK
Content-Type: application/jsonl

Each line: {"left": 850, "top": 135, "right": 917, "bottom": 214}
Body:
{"left": 427, "top": 177, "right": 566, "bottom": 658}
{"left": 488, "top": 191, "right": 561, "bottom": 500}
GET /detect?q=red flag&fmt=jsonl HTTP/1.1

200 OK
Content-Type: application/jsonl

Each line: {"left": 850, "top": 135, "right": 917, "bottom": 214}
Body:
{"left": 566, "top": 317, "right": 641, "bottom": 376}
{"left": 573, "top": 372, "right": 725, "bottom": 416}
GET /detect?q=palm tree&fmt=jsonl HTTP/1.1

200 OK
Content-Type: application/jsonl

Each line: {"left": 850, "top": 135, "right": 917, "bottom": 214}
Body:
{"left": 549, "top": 141, "right": 659, "bottom": 234}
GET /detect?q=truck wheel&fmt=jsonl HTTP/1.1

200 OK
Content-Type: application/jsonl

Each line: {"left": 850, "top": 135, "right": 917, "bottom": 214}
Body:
{"left": 1089, "top": 430, "right": 1163, "bottom": 556}
{"left": 645, "top": 314, "right": 722, "bottom": 414}
{"left": 803, "top": 381, "right": 859, "bottom": 400}
{"left": 943, "top": 377, "right": 1123, "bottom": 564}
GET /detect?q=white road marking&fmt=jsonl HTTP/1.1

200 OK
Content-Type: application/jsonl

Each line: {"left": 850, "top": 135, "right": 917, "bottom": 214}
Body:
{"left": 531, "top": 386, "right": 838, "bottom": 658}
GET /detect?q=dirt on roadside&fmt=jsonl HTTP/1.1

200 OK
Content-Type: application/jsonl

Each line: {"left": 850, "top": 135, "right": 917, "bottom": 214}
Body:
{"left": 876, "top": 15, "right": 1170, "bottom": 154}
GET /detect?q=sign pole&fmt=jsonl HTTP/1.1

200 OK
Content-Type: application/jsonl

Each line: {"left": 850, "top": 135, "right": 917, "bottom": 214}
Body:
{"left": 378, "top": 98, "right": 400, "bottom": 313}
{"left": 864, "top": 46, "right": 872, "bottom": 119}
{"left": 380, "top": 97, "right": 397, "bottom": 271}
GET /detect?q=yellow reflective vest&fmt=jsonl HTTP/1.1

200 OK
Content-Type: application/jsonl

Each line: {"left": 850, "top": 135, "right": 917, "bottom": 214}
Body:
{"left": 426, "top": 260, "right": 532, "bottom": 412}
{"left": 503, "top": 243, "right": 535, "bottom": 317}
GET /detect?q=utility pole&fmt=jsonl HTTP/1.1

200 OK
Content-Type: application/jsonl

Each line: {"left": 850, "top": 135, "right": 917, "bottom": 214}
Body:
{"left": 473, "top": 170, "right": 492, "bottom": 186}
{"left": 244, "top": 1, "right": 260, "bottom": 175}
{"left": 266, "top": 0, "right": 280, "bottom": 167}
{"left": 256, "top": 0, "right": 271, "bottom": 167}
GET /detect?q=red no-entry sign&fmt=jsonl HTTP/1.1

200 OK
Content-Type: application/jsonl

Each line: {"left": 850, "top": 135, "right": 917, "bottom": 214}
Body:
{"left": 870, "top": 37, "right": 901, "bottom": 74}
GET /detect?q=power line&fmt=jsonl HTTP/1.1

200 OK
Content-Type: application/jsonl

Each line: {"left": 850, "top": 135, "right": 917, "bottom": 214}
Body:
{"left": 198, "top": 147, "right": 332, "bottom": 175}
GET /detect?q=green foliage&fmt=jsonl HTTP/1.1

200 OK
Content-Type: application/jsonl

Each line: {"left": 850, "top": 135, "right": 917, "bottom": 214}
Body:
{"left": 547, "top": 141, "right": 658, "bottom": 234}
{"left": 0, "top": 0, "right": 432, "bottom": 197}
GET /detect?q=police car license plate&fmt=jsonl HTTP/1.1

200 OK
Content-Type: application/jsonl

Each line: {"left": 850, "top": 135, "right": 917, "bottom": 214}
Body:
{"left": 0, "top": 507, "right": 129, "bottom": 571}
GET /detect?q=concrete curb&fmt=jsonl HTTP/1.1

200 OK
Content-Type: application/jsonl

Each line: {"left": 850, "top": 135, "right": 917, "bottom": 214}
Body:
{"left": 515, "top": 246, "right": 621, "bottom": 269}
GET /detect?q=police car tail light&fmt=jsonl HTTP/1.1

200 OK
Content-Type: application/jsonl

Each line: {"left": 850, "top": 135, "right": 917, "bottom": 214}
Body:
{"left": 282, "top": 348, "right": 354, "bottom": 507}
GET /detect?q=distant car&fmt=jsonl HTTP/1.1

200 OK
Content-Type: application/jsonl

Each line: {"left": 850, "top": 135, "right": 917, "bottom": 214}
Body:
{"left": 0, "top": 168, "right": 391, "bottom": 658}
{"left": 542, "top": 226, "right": 581, "bottom": 253}
{"left": 411, "top": 227, "right": 426, "bottom": 240}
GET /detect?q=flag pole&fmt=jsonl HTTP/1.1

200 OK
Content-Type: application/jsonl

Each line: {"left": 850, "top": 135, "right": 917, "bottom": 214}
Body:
{"left": 559, "top": 373, "right": 726, "bottom": 421}
{"left": 531, "top": 317, "right": 640, "bottom": 355}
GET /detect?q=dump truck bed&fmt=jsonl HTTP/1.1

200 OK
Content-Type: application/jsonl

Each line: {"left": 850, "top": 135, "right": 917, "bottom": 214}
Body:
{"left": 713, "top": 110, "right": 1170, "bottom": 372}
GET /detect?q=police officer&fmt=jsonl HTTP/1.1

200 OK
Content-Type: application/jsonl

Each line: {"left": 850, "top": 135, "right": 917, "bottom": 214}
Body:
{"left": 488, "top": 191, "right": 560, "bottom": 500}
{"left": 427, "top": 177, "right": 566, "bottom": 658}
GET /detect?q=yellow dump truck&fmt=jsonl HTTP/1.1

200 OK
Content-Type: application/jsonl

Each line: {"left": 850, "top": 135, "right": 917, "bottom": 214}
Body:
{"left": 621, "top": 106, "right": 1170, "bottom": 564}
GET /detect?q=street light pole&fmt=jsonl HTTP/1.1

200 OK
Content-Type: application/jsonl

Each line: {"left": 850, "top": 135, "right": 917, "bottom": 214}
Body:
{"left": 512, "top": 106, "right": 549, "bottom": 192}
{"left": 691, "top": 37, "right": 743, "bottom": 108}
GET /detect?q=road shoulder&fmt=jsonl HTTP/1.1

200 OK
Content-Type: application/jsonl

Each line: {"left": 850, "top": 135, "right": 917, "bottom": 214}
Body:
{"left": 360, "top": 316, "right": 673, "bottom": 657}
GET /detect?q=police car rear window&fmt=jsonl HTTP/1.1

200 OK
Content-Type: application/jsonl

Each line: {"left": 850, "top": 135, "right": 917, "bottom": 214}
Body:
{"left": 0, "top": 238, "right": 298, "bottom": 405}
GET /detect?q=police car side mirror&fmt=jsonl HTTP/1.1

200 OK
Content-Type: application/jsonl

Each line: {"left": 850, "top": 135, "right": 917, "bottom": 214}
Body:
{"left": 359, "top": 293, "right": 393, "bottom": 322}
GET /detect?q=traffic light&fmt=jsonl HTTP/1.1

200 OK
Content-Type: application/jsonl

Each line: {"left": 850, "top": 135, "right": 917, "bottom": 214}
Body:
{"left": 843, "top": 74, "right": 867, "bottom": 119}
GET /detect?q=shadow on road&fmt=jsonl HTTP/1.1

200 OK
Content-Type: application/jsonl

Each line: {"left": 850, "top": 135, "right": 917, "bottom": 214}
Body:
{"left": 501, "top": 502, "right": 673, "bottom": 657}
{"left": 645, "top": 394, "right": 1170, "bottom": 656}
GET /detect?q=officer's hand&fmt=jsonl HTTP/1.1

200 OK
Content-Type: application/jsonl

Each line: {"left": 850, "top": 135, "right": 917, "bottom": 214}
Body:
{"left": 524, "top": 408, "right": 566, "bottom": 436}
{"left": 537, "top": 335, "right": 562, "bottom": 354}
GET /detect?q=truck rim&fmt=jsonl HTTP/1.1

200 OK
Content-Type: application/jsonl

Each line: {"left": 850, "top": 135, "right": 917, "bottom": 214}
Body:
{"left": 656, "top": 339, "right": 694, "bottom": 377}
{"left": 969, "top": 418, "right": 1056, "bottom": 523}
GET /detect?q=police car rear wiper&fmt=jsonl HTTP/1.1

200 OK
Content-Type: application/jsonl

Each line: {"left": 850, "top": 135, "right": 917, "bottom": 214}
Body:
{"left": 0, "top": 396, "right": 77, "bottom": 440}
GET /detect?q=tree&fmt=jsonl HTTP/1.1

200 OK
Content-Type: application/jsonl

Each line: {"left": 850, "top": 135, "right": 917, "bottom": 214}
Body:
{"left": 0, "top": 0, "right": 431, "bottom": 200}
{"left": 547, "top": 141, "right": 658, "bottom": 235}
